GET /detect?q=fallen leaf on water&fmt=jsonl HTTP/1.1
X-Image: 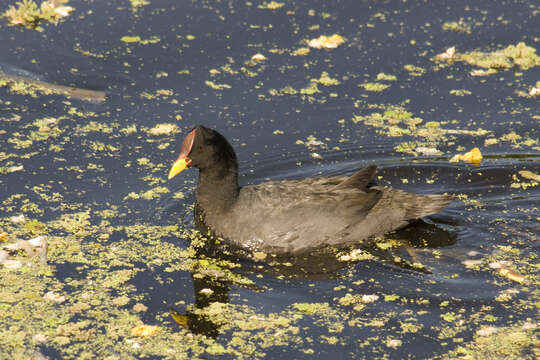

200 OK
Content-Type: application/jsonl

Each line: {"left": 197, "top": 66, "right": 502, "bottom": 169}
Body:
{"left": 0, "top": 250, "right": 8, "bottom": 264}
{"left": 496, "top": 268, "right": 526, "bottom": 284}
{"left": 518, "top": 170, "right": 540, "bottom": 182}
{"left": 434, "top": 46, "right": 456, "bottom": 61}
{"left": 32, "top": 334, "right": 48, "bottom": 343}
{"left": 8, "top": 165, "right": 24, "bottom": 173}
{"left": 416, "top": 146, "right": 442, "bottom": 156}
{"left": 476, "top": 326, "right": 499, "bottom": 336}
{"left": 131, "top": 324, "right": 160, "bottom": 337}
{"left": 449, "top": 147, "right": 482, "bottom": 164}
{"left": 521, "top": 321, "right": 537, "bottom": 330}
{"left": 43, "top": 291, "right": 66, "bottom": 304}
{"left": 170, "top": 308, "right": 189, "bottom": 328}
{"left": 251, "top": 53, "right": 266, "bottom": 62}
{"left": 3, "top": 236, "right": 47, "bottom": 263}
{"left": 462, "top": 259, "right": 483, "bottom": 268}
{"left": 147, "top": 123, "right": 179, "bottom": 136}
{"left": 308, "top": 34, "right": 345, "bottom": 50}
{"left": 199, "top": 288, "right": 214, "bottom": 295}
{"left": 253, "top": 251, "right": 267, "bottom": 261}
{"left": 361, "top": 294, "right": 379, "bottom": 303}
{"left": 9, "top": 214, "right": 26, "bottom": 224}
{"left": 488, "top": 261, "right": 511, "bottom": 269}
{"left": 3, "top": 259, "right": 22, "bottom": 269}
{"left": 470, "top": 68, "right": 498, "bottom": 76}
{"left": 132, "top": 303, "right": 148, "bottom": 313}
{"left": 386, "top": 338, "right": 402, "bottom": 348}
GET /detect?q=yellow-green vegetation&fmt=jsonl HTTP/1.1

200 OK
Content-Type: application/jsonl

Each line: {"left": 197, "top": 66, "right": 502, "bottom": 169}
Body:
{"left": 258, "top": 1, "right": 284, "bottom": 10}
{"left": 308, "top": 34, "right": 345, "bottom": 49}
{"left": 129, "top": 0, "right": 149, "bottom": 12}
{"left": 434, "top": 43, "right": 540, "bottom": 75}
{"left": 352, "top": 105, "right": 492, "bottom": 155}
{"left": 1, "top": 1, "right": 539, "bottom": 359}
{"left": 268, "top": 72, "right": 339, "bottom": 98}
{"left": 376, "top": 73, "right": 397, "bottom": 81}
{"left": 316, "top": 72, "right": 340, "bottom": 86}
{"left": 458, "top": 42, "right": 539, "bottom": 70}
{"left": 404, "top": 64, "right": 426, "bottom": 76}
{"left": 360, "top": 82, "right": 390, "bottom": 92}
{"left": 449, "top": 89, "right": 472, "bottom": 96}
{"left": 2, "top": 0, "right": 73, "bottom": 29}
{"left": 0, "top": 73, "right": 105, "bottom": 102}
{"left": 439, "top": 322, "right": 539, "bottom": 360}
{"left": 205, "top": 80, "right": 232, "bottom": 90}
{"left": 120, "top": 35, "right": 160, "bottom": 44}
{"left": 442, "top": 20, "right": 472, "bottom": 34}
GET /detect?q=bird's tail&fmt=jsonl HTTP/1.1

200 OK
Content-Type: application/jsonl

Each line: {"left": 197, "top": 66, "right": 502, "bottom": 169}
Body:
{"left": 404, "top": 193, "right": 455, "bottom": 219}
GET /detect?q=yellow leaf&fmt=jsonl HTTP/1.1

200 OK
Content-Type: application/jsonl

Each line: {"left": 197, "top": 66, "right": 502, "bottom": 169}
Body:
{"left": 130, "top": 324, "right": 159, "bottom": 337}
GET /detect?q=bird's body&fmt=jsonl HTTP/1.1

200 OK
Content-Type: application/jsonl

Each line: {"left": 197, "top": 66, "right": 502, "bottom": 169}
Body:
{"left": 169, "top": 126, "right": 454, "bottom": 255}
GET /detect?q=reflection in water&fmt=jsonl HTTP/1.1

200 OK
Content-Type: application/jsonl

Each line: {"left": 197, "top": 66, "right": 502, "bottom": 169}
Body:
{"left": 170, "top": 273, "right": 230, "bottom": 338}
{"left": 170, "top": 216, "right": 456, "bottom": 337}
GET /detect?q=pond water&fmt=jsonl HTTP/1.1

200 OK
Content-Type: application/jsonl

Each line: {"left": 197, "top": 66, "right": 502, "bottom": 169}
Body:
{"left": 0, "top": 0, "right": 538, "bottom": 359}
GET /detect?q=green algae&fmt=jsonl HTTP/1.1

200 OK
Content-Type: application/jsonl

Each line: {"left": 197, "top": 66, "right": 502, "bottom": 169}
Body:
{"left": 376, "top": 73, "right": 397, "bottom": 81}
{"left": 258, "top": 1, "right": 284, "bottom": 10}
{"left": 129, "top": 0, "right": 149, "bottom": 12}
{"left": 360, "top": 82, "right": 390, "bottom": 92}
{"left": 0, "top": 2, "right": 539, "bottom": 359}
{"left": 0, "top": 73, "right": 105, "bottom": 102}
{"left": 121, "top": 35, "right": 160, "bottom": 45}
{"left": 404, "top": 64, "right": 426, "bottom": 76}
{"left": 439, "top": 322, "right": 539, "bottom": 360}
{"left": 205, "top": 80, "right": 232, "bottom": 90}
{"left": 316, "top": 72, "right": 340, "bottom": 86}
{"left": 442, "top": 20, "right": 472, "bottom": 34}
{"left": 352, "top": 105, "right": 492, "bottom": 155}
{"left": 434, "top": 42, "right": 540, "bottom": 76}
{"left": 457, "top": 42, "right": 540, "bottom": 71}
{"left": 2, "top": 0, "right": 73, "bottom": 30}
{"left": 268, "top": 72, "right": 339, "bottom": 97}
{"left": 450, "top": 89, "right": 472, "bottom": 96}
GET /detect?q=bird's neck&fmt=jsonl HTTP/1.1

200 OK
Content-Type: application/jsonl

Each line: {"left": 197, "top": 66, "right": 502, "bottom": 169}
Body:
{"left": 196, "top": 164, "right": 239, "bottom": 216}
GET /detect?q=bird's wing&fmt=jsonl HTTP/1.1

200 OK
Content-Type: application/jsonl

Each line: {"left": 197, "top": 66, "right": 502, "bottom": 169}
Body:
{"left": 239, "top": 174, "right": 382, "bottom": 220}
{"left": 331, "top": 165, "right": 377, "bottom": 190}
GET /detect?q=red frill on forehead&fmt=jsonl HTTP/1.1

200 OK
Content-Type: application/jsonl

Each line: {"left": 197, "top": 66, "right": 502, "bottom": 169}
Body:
{"left": 178, "top": 128, "right": 196, "bottom": 159}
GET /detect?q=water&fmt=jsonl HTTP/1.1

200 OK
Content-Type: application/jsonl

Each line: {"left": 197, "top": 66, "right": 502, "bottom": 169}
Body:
{"left": 0, "top": 0, "right": 538, "bottom": 358}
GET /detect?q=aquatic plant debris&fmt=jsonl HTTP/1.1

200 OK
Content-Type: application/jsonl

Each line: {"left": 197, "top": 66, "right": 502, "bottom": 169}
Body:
{"left": 449, "top": 147, "right": 483, "bottom": 164}
{"left": 0, "top": 0, "right": 539, "bottom": 359}
{"left": 308, "top": 34, "right": 345, "bottom": 49}
{"left": 131, "top": 324, "right": 160, "bottom": 337}
{"left": 258, "top": 1, "right": 284, "bottom": 10}
{"left": 518, "top": 170, "right": 540, "bottom": 182}
{"left": 120, "top": 35, "right": 160, "bottom": 45}
{"left": 147, "top": 123, "right": 179, "bottom": 136}
{"left": 2, "top": 0, "right": 73, "bottom": 29}
{"left": 0, "top": 73, "right": 106, "bottom": 102}
{"left": 433, "top": 42, "right": 540, "bottom": 75}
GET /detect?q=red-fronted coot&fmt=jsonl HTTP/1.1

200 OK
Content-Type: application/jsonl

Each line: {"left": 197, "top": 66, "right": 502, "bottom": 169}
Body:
{"left": 168, "top": 125, "right": 453, "bottom": 254}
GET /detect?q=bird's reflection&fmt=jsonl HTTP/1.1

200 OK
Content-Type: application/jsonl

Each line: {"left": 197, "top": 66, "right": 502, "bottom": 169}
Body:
{"left": 168, "top": 217, "right": 456, "bottom": 337}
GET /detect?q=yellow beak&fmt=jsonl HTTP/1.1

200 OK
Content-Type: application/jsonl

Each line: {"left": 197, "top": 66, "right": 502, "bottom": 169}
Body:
{"left": 168, "top": 158, "right": 189, "bottom": 179}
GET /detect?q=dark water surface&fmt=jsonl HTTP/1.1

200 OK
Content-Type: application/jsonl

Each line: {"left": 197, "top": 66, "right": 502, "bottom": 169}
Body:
{"left": 0, "top": 0, "right": 538, "bottom": 359}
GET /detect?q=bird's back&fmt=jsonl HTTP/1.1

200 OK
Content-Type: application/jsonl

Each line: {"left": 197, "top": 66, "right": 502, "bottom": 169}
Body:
{"left": 201, "top": 167, "right": 453, "bottom": 254}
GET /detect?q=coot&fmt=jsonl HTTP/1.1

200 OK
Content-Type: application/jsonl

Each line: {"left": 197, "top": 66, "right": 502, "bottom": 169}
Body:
{"left": 168, "top": 125, "right": 453, "bottom": 254}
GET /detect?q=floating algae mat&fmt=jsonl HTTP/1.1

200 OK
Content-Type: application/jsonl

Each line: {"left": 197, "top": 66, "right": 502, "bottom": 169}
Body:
{"left": 0, "top": 72, "right": 106, "bottom": 102}
{"left": 0, "top": 0, "right": 538, "bottom": 359}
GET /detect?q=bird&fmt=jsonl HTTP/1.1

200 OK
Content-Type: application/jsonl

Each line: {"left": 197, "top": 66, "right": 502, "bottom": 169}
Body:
{"left": 168, "top": 125, "right": 454, "bottom": 255}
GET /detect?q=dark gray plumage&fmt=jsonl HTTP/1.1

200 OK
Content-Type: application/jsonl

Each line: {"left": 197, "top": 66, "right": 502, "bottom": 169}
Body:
{"left": 169, "top": 126, "right": 454, "bottom": 255}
